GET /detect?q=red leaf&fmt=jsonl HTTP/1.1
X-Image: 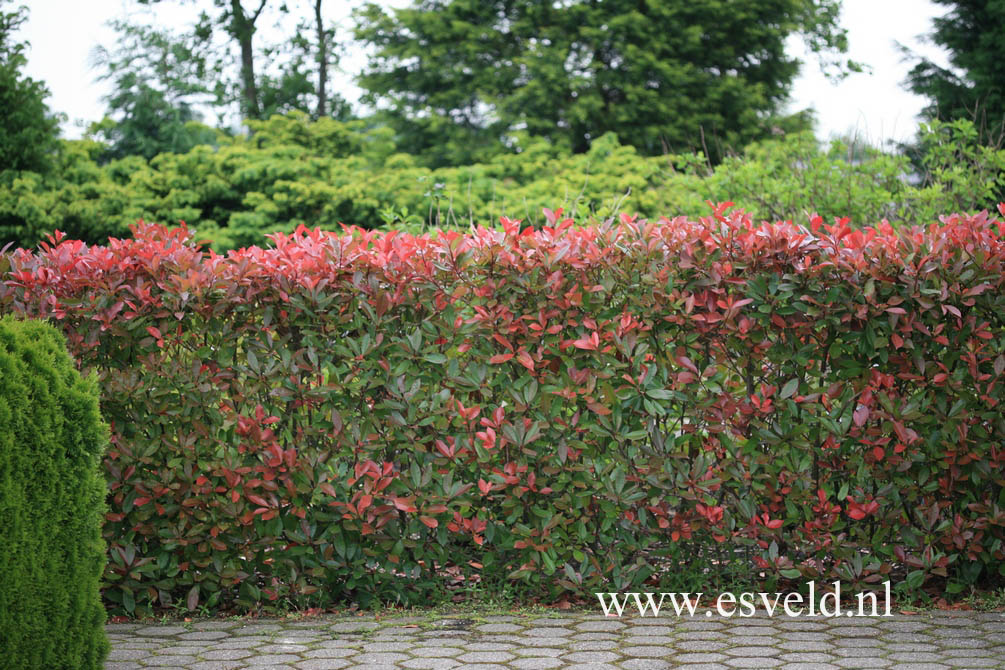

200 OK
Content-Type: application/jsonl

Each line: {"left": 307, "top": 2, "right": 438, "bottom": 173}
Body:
{"left": 586, "top": 401, "right": 611, "bottom": 416}
{"left": 419, "top": 516, "right": 438, "bottom": 529}
{"left": 489, "top": 353, "right": 514, "bottom": 364}
{"left": 146, "top": 326, "right": 161, "bottom": 339}
{"left": 478, "top": 478, "right": 492, "bottom": 495}
{"left": 392, "top": 496, "right": 417, "bottom": 513}
{"left": 853, "top": 405, "right": 870, "bottom": 427}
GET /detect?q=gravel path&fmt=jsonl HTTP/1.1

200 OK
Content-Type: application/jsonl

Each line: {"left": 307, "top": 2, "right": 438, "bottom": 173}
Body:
{"left": 105, "top": 609, "right": 1005, "bottom": 669}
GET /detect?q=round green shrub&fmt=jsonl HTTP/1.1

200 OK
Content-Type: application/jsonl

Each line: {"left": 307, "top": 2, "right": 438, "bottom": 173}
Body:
{"left": 0, "top": 316, "right": 109, "bottom": 670}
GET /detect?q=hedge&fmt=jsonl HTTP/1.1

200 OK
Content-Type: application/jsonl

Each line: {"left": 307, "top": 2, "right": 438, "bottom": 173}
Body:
{"left": 1, "top": 205, "right": 1003, "bottom": 615}
{"left": 0, "top": 316, "right": 109, "bottom": 667}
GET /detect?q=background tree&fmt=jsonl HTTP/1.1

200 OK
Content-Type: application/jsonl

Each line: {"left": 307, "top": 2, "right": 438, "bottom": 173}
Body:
{"left": 354, "top": 0, "right": 858, "bottom": 167}
{"left": 902, "top": 0, "right": 1005, "bottom": 138}
{"left": 89, "top": 19, "right": 219, "bottom": 160}
{"left": 131, "top": 0, "right": 349, "bottom": 124}
{"left": 0, "top": 0, "right": 60, "bottom": 174}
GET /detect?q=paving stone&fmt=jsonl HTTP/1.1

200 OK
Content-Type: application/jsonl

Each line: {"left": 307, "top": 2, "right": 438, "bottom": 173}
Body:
{"left": 677, "top": 631, "right": 728, "bottom": 641}
{"left": 178, "top": 631, "right": 230, "bottom": 641}
{"left": 475, "top": 623, "right": 523, "bottom": 633}
{"left": 724, "top": 625, "right": 778, "bottom": 636}
{"left": 625, "top": 625, "right": 676, "bottom": 635}
{"left": 562, "top": 650, "right": 621, "bottom": 663}
{"left": 723, "top": 646, "right": 780, "bottom": 657}
{"left": 407, "top": 646, "right": 464, "bottom": 657}
{"left": 833, "top": 648, "right": 886, "bottom": 658}
{"left": 287, "top": 650, "right": 342, "bottom": 667}
{"left": 781, "top": 621, "right": 831, "bottom": 631}
{"left": 722, "top": 635, "right": 781, "bottom": 646}
{"left": 782, "top": 632, "right": 835, "bottom": 642}
{"left": 780, "top": 652, "right": 839, "bottom": 663}
{"left": 301, "top": 649, "right": 359, "bottom": 659}
{"left": 361, "top": 641, "right": 414, "bottom": 652}
{"left": 885, "top": 643, "right": 939, "bottom": 652}
{"left": 572, "top": 632, "right": 620, "bottom": 641}
{"left": 522, "top": 627, "right": 573, "bottom": 637}
{"left": 461, "top": 642, "right": 515, "bottom": 652}
{"left": 254, "top": 643, "right": 311, "bottom": 654}
{"left": 143, "top": 655, "right": 199, "bottom": 666}
{"left": 512, "top": 647, "right": 565, "bottom": 657}
{"left": 567, "top": 640, "right": 619, "bottom": 651}
{"left": 156, "top": 645, "right": 213, "bottom": 656}
{"left": 780, "top": 640, "right": 836, "bottom": 652}
{"left": 620, "top": 645, "right": 670, "bottom": 658}
{"left": 887, "top": 652, "right": 944, "bottom": 663}
{"left": 881, "top": 633, "right": 935, "bottom": 643}
{"left": 530, "top": 617, "right": 578, "bottom": 626}
{"left": 456, "top": 651, "right": 515, "bottom": 663}
{"left": 622, "top": 635, "right": 677, "bottom": 645}
{"left": 108, "top": 648, "right": 153, "bottom": 661}
{"left": 678, "top": 620, "right": 726, "bottom": 631}
{"left": 941, "top": 657, "right": 1001, "bottom": 667}
{"left": 196, "top": 650, "right": 255, "bottom": 658}
{"left": 397, "top": 659, "right": 461, "bottom": 670}
{"left": 509, "top": 658, "right": 564, "bottom": 669}
{"left": 832, "top": 658, "right": 891, "bottom": 668}
{"left": 135, "top": 626, "right": 189, "bottom": 637}
{"left": 618, "top": 660, "right": 674, "bottom": 670}
{"left": 188, "top": 662, "right": 244, "bottom": 670}
{"left": 350, "top": 652, "right": 411, "bottom": 665}
{"left": 575, "top": 619, "right": 626, "bottom": 632}
{"left": 675, "top": 639, "right": 728, "bottom": 652}
{"left": 329, "top": 621, "right": 381, "bottom": 633}
{"left": 103, "top": 608, "right": 1005, "bottom": 670}
{"left": 724, "top": 658, "right": 783, "bottom": 668}
{"left": 244, "top": 654, "right": 305, "bottom": 666}
{"left": 674, "top": 652, "right": 728, "bottom": 663}
{"left": 833, "top": 636, "right": 884, "bottom": 647}
{"left": 830, "top": 626, "right": 883, "bottom": 637}
{"left": 879, "top": 621, "right": 931, "bottom": 633}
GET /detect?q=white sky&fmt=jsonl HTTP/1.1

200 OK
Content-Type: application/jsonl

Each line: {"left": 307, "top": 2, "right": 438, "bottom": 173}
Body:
{"left": 19, "top": 0, "right": 952, "bottom": 145}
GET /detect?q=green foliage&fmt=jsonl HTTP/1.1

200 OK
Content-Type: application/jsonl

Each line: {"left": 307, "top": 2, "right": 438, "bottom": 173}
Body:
{"left": 0, "top": 316, "right": 109, "bottom": 668}
{"left": 0, "top": 1, "right": 60, "bottom": 175}
{"left": 903, "top": 0, "right": 1005, "bottom": 133}
{"left": 2, "top": 114, "right": 1003, "bottom": 252}
{"left": 354, "top": 0, "right": 854, "bottom": 165}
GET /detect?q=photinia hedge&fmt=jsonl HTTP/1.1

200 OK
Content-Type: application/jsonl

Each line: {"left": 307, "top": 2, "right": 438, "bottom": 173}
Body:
{"left": 1, "top": 204, "right": 1003, "bottom": 615}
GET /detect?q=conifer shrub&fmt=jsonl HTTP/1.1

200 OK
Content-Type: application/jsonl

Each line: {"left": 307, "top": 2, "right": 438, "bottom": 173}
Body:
{"left": 0, "top": 316, "right": 109, "bottom": 669}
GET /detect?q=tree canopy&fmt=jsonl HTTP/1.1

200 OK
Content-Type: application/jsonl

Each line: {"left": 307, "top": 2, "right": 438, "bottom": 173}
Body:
{"left": 0, "top": 1, "right": 59, "bottom": 174}
{"left": 355, "top": 0, "right": 856, "bottom": 166}
{"left": 903, "top": 0, "right": 1005, "bottom": 136}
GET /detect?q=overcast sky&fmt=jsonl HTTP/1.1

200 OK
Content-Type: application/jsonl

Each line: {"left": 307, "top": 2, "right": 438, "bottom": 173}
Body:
{"left": 20, "top": 0, "right": 952, "bottom": 145}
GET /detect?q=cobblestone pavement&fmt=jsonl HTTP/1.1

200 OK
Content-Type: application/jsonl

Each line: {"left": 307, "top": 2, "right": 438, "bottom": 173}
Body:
{"left": 106, "top": 609, "right": 1005, "bottom": 670}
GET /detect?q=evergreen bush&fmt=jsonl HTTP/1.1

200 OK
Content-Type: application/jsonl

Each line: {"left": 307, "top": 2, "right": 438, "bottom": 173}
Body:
{"left": 0, "top": 316, "right": 109, "bottom": 669}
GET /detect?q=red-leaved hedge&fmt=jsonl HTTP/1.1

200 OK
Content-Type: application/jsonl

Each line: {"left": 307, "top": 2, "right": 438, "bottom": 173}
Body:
{"left": 2, "top": 204, "right": 1004, "bottom": 615}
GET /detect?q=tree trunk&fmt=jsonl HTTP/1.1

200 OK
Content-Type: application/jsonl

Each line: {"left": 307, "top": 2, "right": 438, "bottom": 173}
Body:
{"left": 230, "top": 0, "right": 266, "bottom": 120}
{"left": 314, "top": 0, "right": 328, "bottom": 119}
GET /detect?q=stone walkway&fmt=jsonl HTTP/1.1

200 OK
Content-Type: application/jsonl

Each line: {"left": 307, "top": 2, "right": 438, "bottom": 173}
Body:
{"left": 105, "top": 609, "right": 1005, "bottom": 670}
